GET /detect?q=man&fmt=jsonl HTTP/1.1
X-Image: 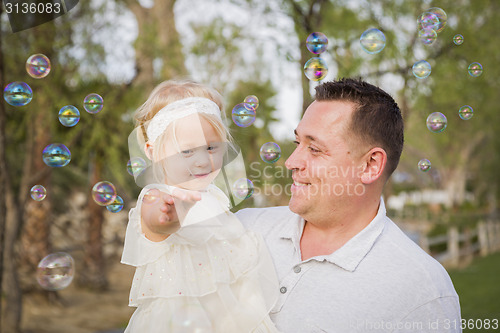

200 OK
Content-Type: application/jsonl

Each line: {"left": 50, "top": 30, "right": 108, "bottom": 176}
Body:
{"left": 235, "top": 78, "right": 461, "bottom": 332}
{"left": 139, "top": 78, "right": 461, "bottom": 332}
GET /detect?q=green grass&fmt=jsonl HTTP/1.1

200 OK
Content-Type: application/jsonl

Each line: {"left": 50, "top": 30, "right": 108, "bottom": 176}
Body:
{"left": 449, "top": 252, "right": 500, "bottom": 332}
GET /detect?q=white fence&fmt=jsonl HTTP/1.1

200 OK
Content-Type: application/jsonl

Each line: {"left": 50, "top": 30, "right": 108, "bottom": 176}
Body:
{"left": 419, "top": 220, "right": 500, "bottom": 268}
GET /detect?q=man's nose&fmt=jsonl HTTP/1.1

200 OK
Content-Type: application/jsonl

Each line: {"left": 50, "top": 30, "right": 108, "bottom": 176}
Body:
{"left": 285, "top": 146, "right": 305, "bottom": 171}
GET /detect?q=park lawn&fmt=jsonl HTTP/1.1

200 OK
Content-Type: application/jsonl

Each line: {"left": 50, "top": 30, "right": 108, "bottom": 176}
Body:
{"left": 448, "top": 251, "right": 500, "bottom": 330}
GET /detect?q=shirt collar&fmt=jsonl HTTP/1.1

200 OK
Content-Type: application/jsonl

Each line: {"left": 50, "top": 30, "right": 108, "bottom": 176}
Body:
{"left": 280, "top": 198, "right": 387, "bottom": 272}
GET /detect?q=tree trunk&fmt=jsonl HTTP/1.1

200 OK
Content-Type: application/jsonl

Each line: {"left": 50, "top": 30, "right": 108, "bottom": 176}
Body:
{"left": 127, "top": 0, "right": 186, "bottom": 89}
{"left": 2, "top": 193, "right": 23, "bottom": 333}
{"left": 18, "top": 110, "right": 52, "bottom": 290}
{"left": 79, "top": 158, "right": 108, "bottom": 290}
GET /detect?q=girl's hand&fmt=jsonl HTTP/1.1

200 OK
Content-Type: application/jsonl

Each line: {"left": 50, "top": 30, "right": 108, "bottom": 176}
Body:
{"left": 140, "top": 188, "right": 201, "bottom": 241}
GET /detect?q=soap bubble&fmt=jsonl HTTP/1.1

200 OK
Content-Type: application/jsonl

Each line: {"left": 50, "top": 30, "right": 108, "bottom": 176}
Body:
{"left": 304, "top": 57, "right": 328, "bottom": 81}
{"left": 26, "top": 54, "right": 51, "bottom": 79}
{"left": 58, "top": 105, "right": 80, "bottom": 127}
{"left": 453, "top": 34, "right": 464, "bottom": 45}
{"left": 30, "top": 185, "right": 47, "bottom": 201}
{"left": 127, "top": 157, "right": 147, "bottom": 177}
{"left": 412, "top": 60, "right": 431, "bottom": 79}
{"left": 426, "top": 112, "right": 447, "bottom": 133}
{"left": 306, "top": 32, "right": 328, "bottom": 54}
{"left": 143, "top": 188, "right": 161, "bottom": 205}
{"left": 418, "top": 159, "right": 431, "bottom": 172}
{"left": 106, "top": 195, "right": 124, "bottom": 213}
{"left": 170, "top": 303, "right": 213, "bottom": 333}
{"left": 42, "top": 143, "right": 71, "bottom": 167}
{"left": 244, "top": 95, "right": 259, "bottom": 110}
{"left": 83, "top": 93, "right": 104, "bottom": 114}
{"left": 92, "top": 181, "right": 117, "bottom": 206}
{"left": 36, "top": 252, "right": 75, "bottom": 291}
{"left": 458, "top": 105, "right": 474, "bottom": 120}
{"left": 427, "top": 7, "right": 447, "bottom": 33}
{"left": 417, "top": 12, "right": 440, "bottom": 31}
{"left": 4, "top": 81, "right": 33, "bottom": 106}
{"left": 260, "top": 142, "right": 281, "bottom": 164}
{"left": 418, "top": 28, "right": 437, "bottom": 45}
{"left": 468, "top": 62, "right": 483, "bottom": 77}
{"left": 232, "top": 178, "right": 254, "bottom": 200}
{"left": 360, "top": 28, "right": 386, "bottom": 54}
{"left": 232, "top": 103, "right": 256, "bottom": 127}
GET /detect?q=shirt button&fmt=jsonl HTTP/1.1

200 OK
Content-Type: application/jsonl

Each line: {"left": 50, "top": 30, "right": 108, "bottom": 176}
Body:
{"left": 293, "top": 266, "right": 301, "bottom": 273}
{"left": 280, "top": 287, "right": 287, "bottom": 294}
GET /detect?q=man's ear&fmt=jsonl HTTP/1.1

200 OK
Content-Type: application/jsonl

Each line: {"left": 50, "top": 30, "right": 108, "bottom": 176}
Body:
{"left": 359, "top": 147, "right": 387, "bottom": 184}
{"left": 144, "top": 141, "right": 154, "bottom": 160}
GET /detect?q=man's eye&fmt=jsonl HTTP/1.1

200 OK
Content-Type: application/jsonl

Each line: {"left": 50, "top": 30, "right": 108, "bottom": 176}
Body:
{"left": 309, "top": 147, "right": 320, "bottom": 153}
{"left": 293, "top": 140, "right": 299, "bottom": 145}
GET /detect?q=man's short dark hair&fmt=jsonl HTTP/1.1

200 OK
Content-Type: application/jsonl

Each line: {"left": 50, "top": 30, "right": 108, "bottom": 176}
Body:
{"left": 315, "top": 77, "right": 404, "bottom": 178}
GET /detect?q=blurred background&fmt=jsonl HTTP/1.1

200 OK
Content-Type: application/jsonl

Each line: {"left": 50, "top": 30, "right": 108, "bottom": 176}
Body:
{"left": 0, "top": 0, "right": 499, "bottom": 332}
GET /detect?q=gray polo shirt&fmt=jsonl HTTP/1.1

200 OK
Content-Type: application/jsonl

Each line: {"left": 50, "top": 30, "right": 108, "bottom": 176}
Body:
{"left": 236, "top": 199, "right": 461, "bottom": 332}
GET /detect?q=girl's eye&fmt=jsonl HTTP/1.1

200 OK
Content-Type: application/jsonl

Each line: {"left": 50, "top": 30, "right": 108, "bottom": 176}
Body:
{"left": 181, "top": 149, "right": 193, "bottom": 156}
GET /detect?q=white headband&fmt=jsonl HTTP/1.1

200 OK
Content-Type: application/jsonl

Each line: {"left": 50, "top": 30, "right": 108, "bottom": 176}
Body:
{"left": 146, "top": 97, "right": 222, "bottom": 143}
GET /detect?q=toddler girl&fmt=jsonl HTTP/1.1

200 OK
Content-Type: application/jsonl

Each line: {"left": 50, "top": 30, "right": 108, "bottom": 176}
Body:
{"left": 121, "top": 80, "right": 280, "bottom": 332}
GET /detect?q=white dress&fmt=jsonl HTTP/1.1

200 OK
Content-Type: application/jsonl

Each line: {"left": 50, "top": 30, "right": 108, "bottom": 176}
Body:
{"left": 121, "top": 184, "right": 280, "bottom": 333}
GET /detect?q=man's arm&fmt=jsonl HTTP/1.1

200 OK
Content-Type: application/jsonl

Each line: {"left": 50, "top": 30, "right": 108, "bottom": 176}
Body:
{"left": 393, "top": 296, "right": 462, "bottom": 332}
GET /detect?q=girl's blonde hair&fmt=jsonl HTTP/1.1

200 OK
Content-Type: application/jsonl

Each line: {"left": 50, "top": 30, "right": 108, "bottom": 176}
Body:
{"left": 135, "top": 79, "right": 225, "bottom": 141}
{"left": 134, "top": 80, "right": 234, "bottom": 184}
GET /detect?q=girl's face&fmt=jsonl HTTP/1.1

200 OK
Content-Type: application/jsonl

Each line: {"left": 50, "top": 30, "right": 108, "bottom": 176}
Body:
{"left": 155, "top": 113, "right": 225, "bottom": 191}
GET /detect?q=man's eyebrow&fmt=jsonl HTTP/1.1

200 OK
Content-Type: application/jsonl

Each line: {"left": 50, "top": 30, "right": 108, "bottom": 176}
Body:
{"left": 294, "top": 129, "right": 326, "bottom": 146}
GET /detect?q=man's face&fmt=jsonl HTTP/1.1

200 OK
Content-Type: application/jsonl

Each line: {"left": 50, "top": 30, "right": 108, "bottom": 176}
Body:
{"left": 285, "top": 100, "right": 366, "bottom": 222}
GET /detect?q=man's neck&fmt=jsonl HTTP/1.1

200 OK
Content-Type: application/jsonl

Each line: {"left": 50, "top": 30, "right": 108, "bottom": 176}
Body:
{"left": 299, "top": 196, "right": 380, "bottom": 261}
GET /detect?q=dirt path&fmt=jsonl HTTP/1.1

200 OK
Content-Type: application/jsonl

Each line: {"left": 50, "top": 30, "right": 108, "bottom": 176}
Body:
{"left": 21, "top": 261, "right": 135, "bottom": 333}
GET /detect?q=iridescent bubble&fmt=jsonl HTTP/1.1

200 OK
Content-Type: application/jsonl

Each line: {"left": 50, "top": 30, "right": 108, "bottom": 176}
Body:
{"left": 92, "top": 181, "right": 117, "bottom": 206}
{"left": 428, "top": 7, "right": 447, "bottom": 33}
{"left": 143, "top": 188, "right": 161, "bottom": 205}
{"left": 232, "top": 178, "right": 254, "bottom": 200}
{"left": 58, "top": 105, "right": 80, "bottom": 127}
{"left": 36, "top": 252, "right": 75, "bottom": 291}
{"left": 127, "top": 157, "right": 147, "bottom": 177}
{"left": 42, "top": 143, "right": 71, "bottom": 167}
{"left": 83, "top": 93, "right": 104, "bottom": 114}
{"left": 458, "top": 105, "right": 474, "bottom": 120}
{"left": 170, "top": 304, "right": 213, "bottom": 333}
{"left": 260, "top": 142, "right": 281, "bottom": 164}
{"left": 4, "top": 81, "right": 33, "bottom": 106}
{"left": 426, "top": 112, "right": 447, "bottom": 133}
{"left": 30, "top": 185, "right": 47, "bottom": 201}
{"left": 468, "top": 62, "right": 483, "bottom": 77}
{"left": 360, "top": 28, "right": 386, "bottom": 54}
{"left": 412, "top": 60, "right": 431, "bottom": 79}
{"left": 418, "top": 28, "right": 437, "bottom": 45}
{"left": 244, "top": 95, "right": 259, "bottom": 110}
{"left": 26, "top": 54, "right": 51, "bottom": 79}
{"left": 304, "top": 57, "right": 328, "bottom": 81}
{"left": 418, "top": 159, "right": 431, "bottom": 172}
{"left": 306, "top": 32, "right": 328, "bottom": 54}
{"left": 453, "top": 34, "right": 464, "bottom": 45}
{"left": 106, "top": 195, "right": 124, "bottom": 213}
{"left": 417, "top": 12, "right": 440, "bottom": 31}
{"left": 232, "top": 103, "right": 256, "bottom": 127}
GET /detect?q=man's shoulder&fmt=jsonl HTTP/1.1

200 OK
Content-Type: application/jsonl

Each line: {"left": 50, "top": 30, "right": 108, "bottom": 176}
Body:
{"left": 379, "top": 219, "right": 457, "bottom": 296}
{"left": 236, "top": 206, "right": 297, "bottom": 231}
